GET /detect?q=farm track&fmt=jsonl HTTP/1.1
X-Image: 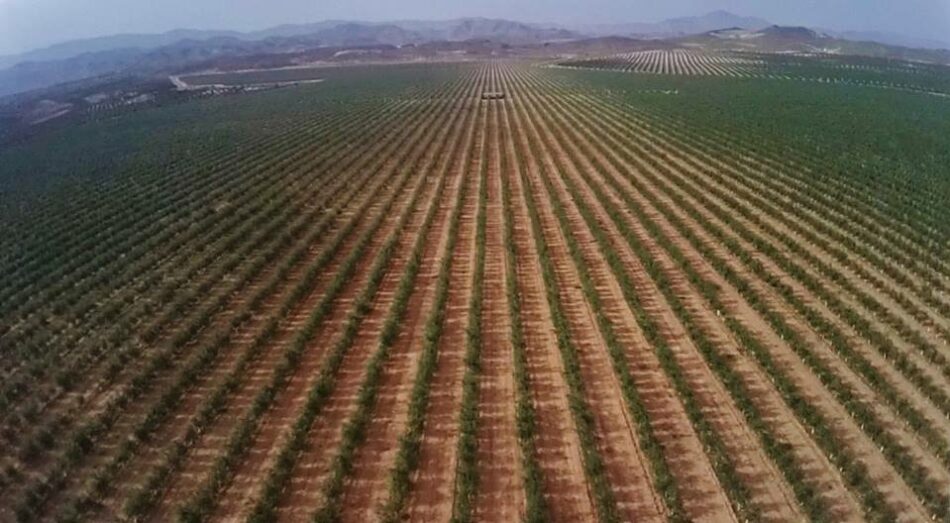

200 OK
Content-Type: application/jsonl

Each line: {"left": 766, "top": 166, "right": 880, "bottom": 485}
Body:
{"left": 2, "top": 61, "right": 947, "bottom": 522}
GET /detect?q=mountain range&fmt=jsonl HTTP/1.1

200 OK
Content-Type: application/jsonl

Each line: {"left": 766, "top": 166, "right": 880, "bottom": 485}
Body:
{"left": 1, "top": 11, "right": 948, "bottom": 98}
{"left": 0, "top": 18, "right": 579, "bottom": 72}
{"left": 568, "top": 10, "right": 771, "bottom": 38}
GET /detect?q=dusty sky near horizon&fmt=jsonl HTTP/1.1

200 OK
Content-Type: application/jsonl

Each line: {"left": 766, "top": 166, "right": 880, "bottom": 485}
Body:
{"left": 0, "top": 0, "right": 948, "bottom": 55}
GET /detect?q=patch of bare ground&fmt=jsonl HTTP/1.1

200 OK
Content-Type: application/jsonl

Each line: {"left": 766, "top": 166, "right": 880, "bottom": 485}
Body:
{"left": 471, "top": 98, "right": 524, "bottom": 523}
{"left": 560, "top": 91, "right": 934, "bottom": 520}
{"left": 402, "top": 97, "right": 484, "bottom": 521}
{"left": 510, "top": 71, "right": 806, "bottom": 522}
{"left": 271, "top": 85, "right": 479, "bottom": 522}
{"left": 499, "top": 97, "right": 597, "bottom": 523}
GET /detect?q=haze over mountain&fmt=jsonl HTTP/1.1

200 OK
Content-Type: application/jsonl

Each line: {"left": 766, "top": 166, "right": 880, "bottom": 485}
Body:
{"left": 0, "top": 10, "right": 948, "bottom": 98}
{"left": 4, "top": 0, "right": 949, "bottom": 55}
{"left": 0, "top": 18, "right": 584, "bottom": 96}
{"left": 0, "top": 18, "right": 581, "bottom": 72}
{"left": 569, "top": 10, "right": 771, "bottom": 38}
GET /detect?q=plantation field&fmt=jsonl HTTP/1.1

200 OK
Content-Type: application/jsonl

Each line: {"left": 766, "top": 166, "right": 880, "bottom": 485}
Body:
{"left": 180, "top": 67, "right": 329, "bottom": 87}
{"left": 0, "top": 59, "right": 949, "bottom": 522}
{"left": 558, "top": 50, "right": 950, "bottom": 96}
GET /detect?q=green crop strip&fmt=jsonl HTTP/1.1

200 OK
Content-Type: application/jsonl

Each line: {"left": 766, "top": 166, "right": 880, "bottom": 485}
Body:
{"left": 310, "top": 73, "right": 482, "bottom": 523}
{"left": 380, "top": 84, "right": 486, "bottom": 523}
{"left": 503, "top": 82, "right": 624, "bottom": 523}
{"left": 497, "top": 100, "right": 548, "bottom": 523}
{"left": 449, "top": 93, "right": 490, "bottom": 523}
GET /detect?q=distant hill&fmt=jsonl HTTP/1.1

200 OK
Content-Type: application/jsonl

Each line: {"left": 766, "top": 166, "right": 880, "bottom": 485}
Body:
{"left": 757, "top": 25, "right": 826, "bottom": 40}
{"left": 0, "top": 29, "right": 243, "bottom": 70}
{"left": 0, "top": 18, "right": 578, "bottom": 73}
{"left": 256, "top": 18, "right": 577, "bottom": 44}
{"left": 687, "top": 25, "right": 950, "bottom": 63}
{"left": 825, "top": 30, "right": 950, "bottom": 51}
{"left": 399, "top": 18, "right": 577, "bottom": 43}
{"left": 2, "top": 13, "right": 949, "bottom": 98}
{"left": 0, "top": 48, "right": 145, "bottom": 97}
{"left": 654, "top": 10, "right": 772, "bottom": 35}
{"left": 0, "top": 19, "right": 582, "bottom": 97}
{"left": 572, "top": 10, "right": 771, "bottom": 38}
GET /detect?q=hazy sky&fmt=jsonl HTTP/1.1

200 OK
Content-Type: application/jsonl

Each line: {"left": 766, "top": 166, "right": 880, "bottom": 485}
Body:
{"left": 1, "top": 0, "right": 948, "bottom": 55}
